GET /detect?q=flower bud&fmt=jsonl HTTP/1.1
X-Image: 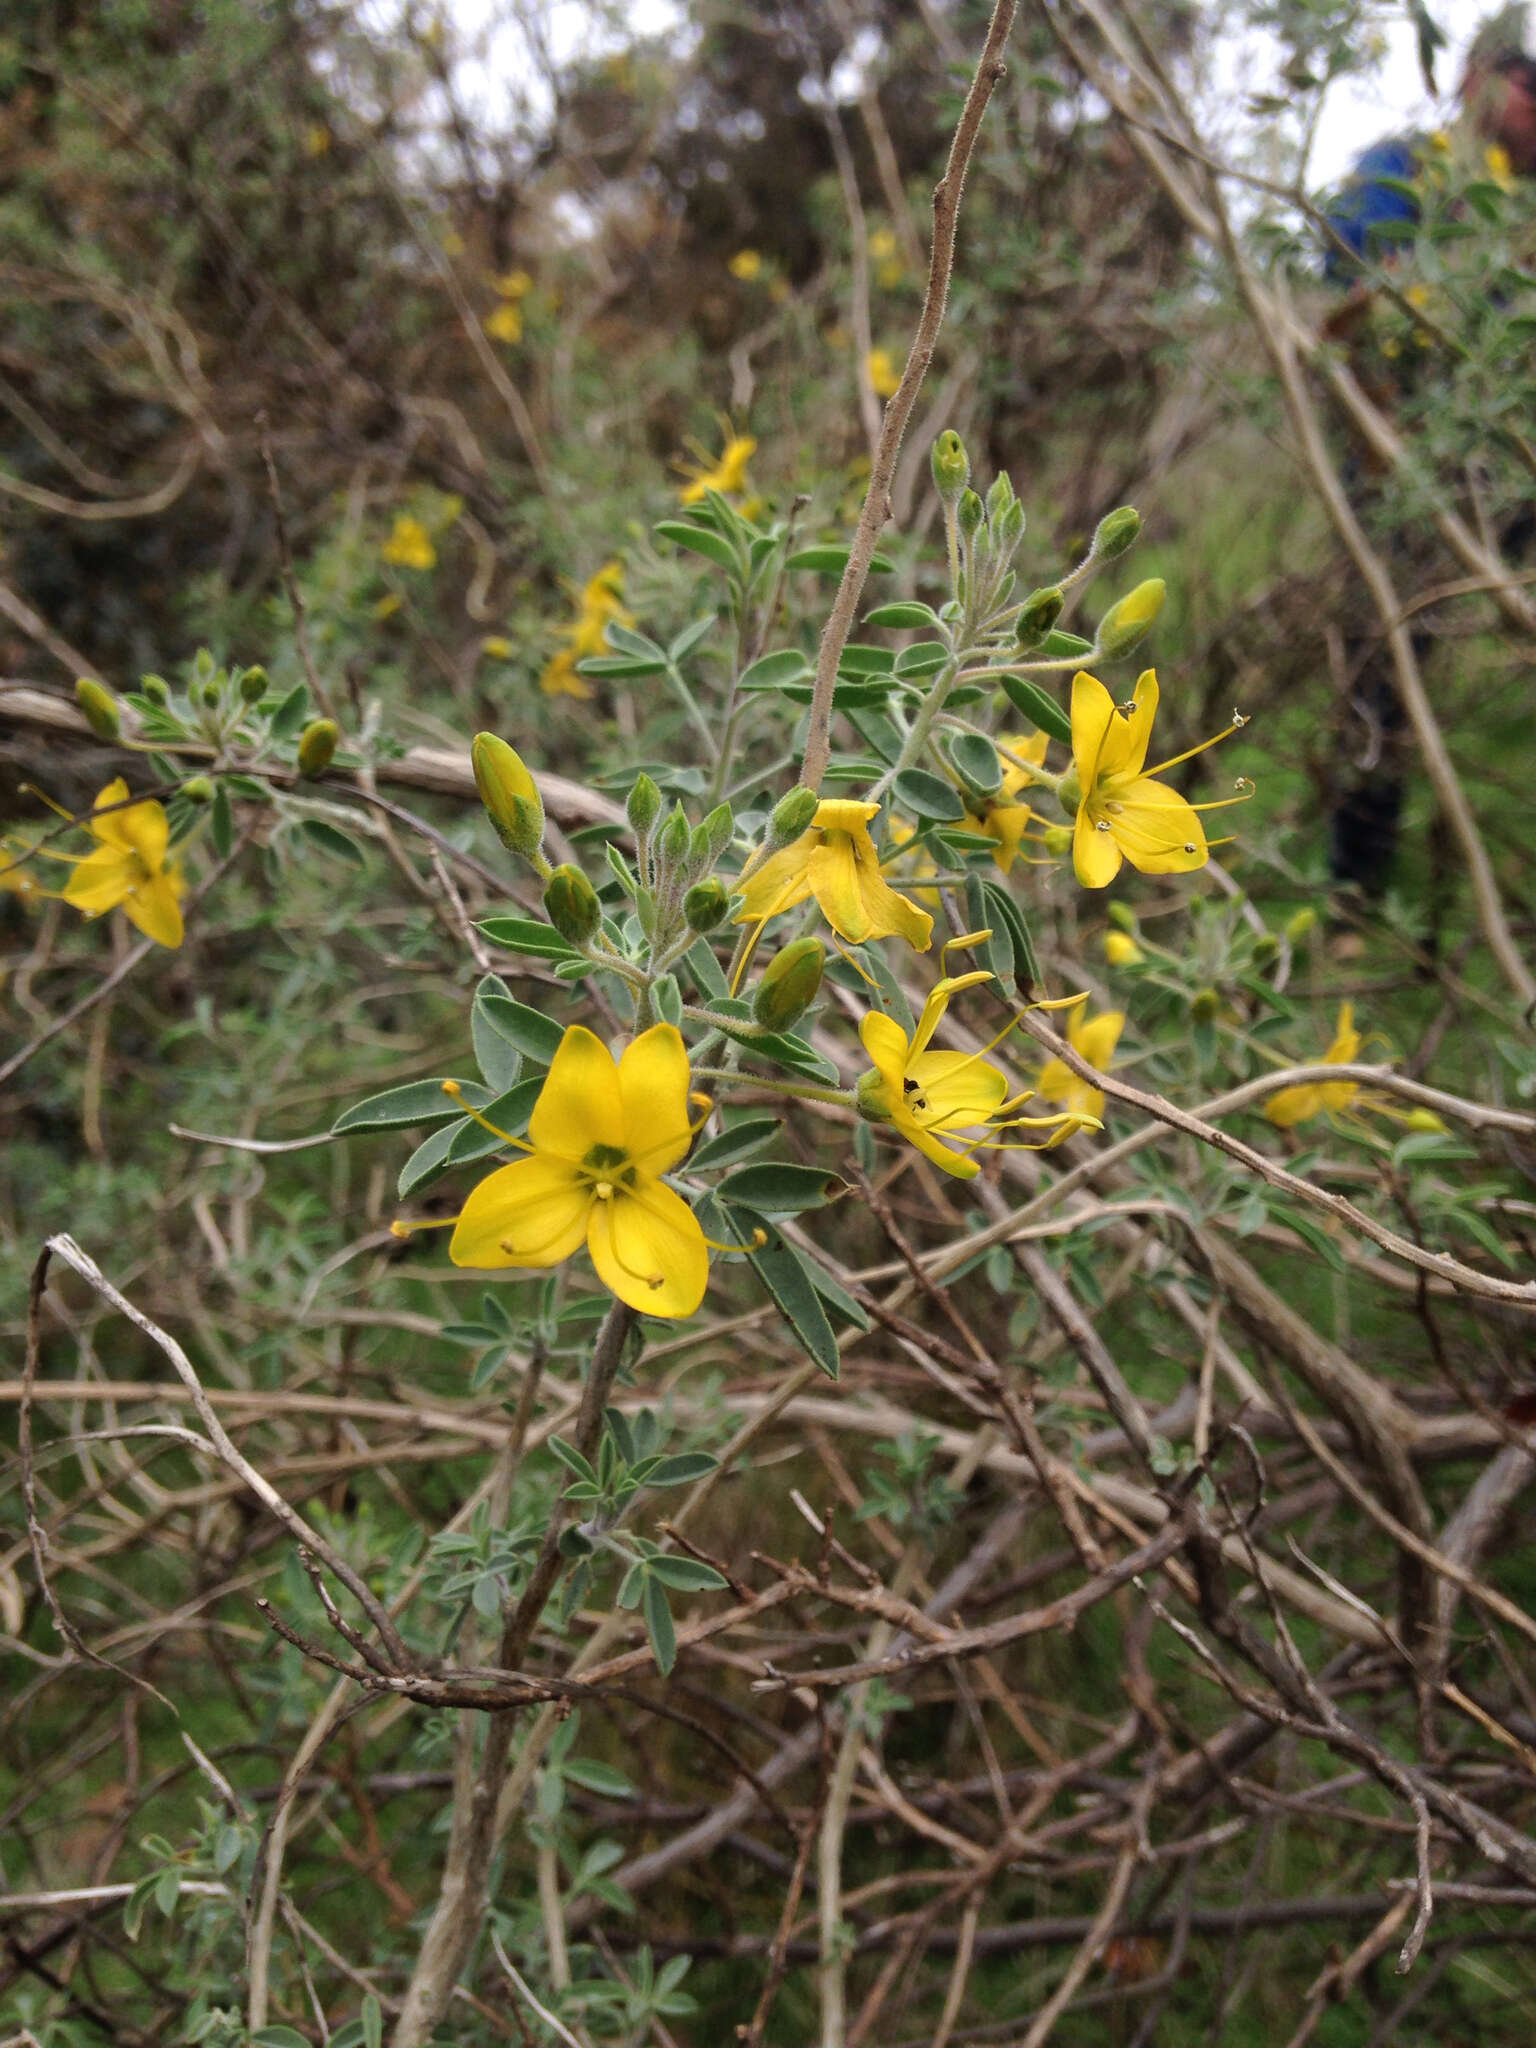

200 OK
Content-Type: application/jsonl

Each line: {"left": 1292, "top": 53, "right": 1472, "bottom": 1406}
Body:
{"left": 1404, "top": 1107, "right": 1447, "bottom": 1133}
{"left": 181, "top": 776, "right": 215, "bottom": 804}
{"left": 1042, "top": 823, "right": 1074, "bottom": 858}
{"left": 985, "top": 471, "right": 1016, "bottom": 525}
{"left": 956, "top": 489, "right": 984, "bottom": 539}
{"left": 473, "top": 732, "right": 544, "bottom": 855}
{"left": 1015, "top": 587, "right": 1064, "bottom": 647}
{"left": 199, "top": 679, "right": 223, "bottom": 709}
{"left": 141, "top": 674, "right": 170, "bottom": 705}
{"left": 1250, "top": 933, "right": 1279, "bottom": 968}
{"left": 996, "top": 499, "right": 1025, "bottom": 555}
{"left": 770, "top": 785, "right": 819, "bottom": 846}
{"left": 930, "top": 429, "right": 969, "bottom": 502}
{"left": 752, "top": 937, "right": 824, "bottom": 1031}
{"left": 1096, "top": 580, "right": 1165, "bottom": 660}
{"left": 626, "top": 772, "right": 661, "bottom": 837}
{"left": 683, "top": 878, "right": 729, "bottom": 933}
{"left": 543, "top": 863, "right": 601, "bottom": 944}
{"left": 1104, "top": 931, "right": 1143, "bottom": 967}
{"left": 699, "top": 801, "right": 734, "bottom": 860}
{"left": 297, "top": 717, "right": 339, "bottom": 779}
{"left": 1106, "top": 898, "right": 1137, "bottom": 931}
{"left": 1093, "top": 506, "right": 1140, "bottom": 561}
{"left": 1285, "top": 907, "right": 1317, "bottom": 945}
{"left": 238, "top": 665, "right": 269, "bottom": 704}
{"left": 75, "top": 677, "right": 121, "bottom": 741}
{"left": 1190, "top": 986, "right": 1221, "bottom": 1024}
{"left": 657, "top": 803, "right": 691, "bottom": 870}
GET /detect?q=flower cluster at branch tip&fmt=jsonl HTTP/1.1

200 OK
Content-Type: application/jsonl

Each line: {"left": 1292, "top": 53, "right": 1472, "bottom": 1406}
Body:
{"left": 857, "top": 967, "right": 1092, "bottom": 1178}
{"left": 440, "top": 1024, "right": 712, "bottom": 1318}
{"left": 676, "top": 429, "right": 757, "bottom": 506}
{"left": 540, "top": 560, "right": 633, "bottom": 699}
{"left": 61, "top": 779, "right": 184, "bottom": 950}
{"left": 735, "top": 799, "right": 933, "bottom": 951}
{"left": 1070, "top": 669, "right": 1249, "bottom": 889}
{"left": 381, "top": 514, "right": 436, "bottom": 571}
{"left": 964, "top": 731, "right": 1048, "bottom": 874}
{"left": 1033, "top": 1001, "right": 1125, "bottom": 1125}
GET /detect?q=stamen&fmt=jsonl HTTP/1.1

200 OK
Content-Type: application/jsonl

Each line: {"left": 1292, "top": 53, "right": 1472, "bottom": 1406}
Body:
{"left": 1142, "top": 716, "right": 1245, "bottom": 778}
{"left": 389, "top": 1215, "right": 457, "bottom": 1237}
{"left": 440, "top": 1079, "right": 534, "bottom": 1151}
{"left": 701, "top": 1224, "right": 769, "bottom": 1254}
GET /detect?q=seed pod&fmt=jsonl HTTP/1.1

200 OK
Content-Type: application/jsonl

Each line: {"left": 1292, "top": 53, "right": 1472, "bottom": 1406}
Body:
{"left": 472, "top": 732, "right": 544, "bottom": 855}
{"left": 753, "top": 937, "right": 825, "bottom": 1031}
{"left": 1096, "top": 579, "right": 1165, "bottom": 660}
{"left": 930, "top": 429, "right": 970, "bottom": 501}
{"left": 297, "top": 718, "right": 340, "bottom": 779}
{"left": 75, "top": 677, "right": 121, "bottom": 741}
{"left": 683, "top": 878, "right": 729, "bottom": 933}
{"left": 544, "top": 863, "right": 601, "bottom": 944}
{"left": 1093, "top": 506, "right": 1141, "bottom": 561}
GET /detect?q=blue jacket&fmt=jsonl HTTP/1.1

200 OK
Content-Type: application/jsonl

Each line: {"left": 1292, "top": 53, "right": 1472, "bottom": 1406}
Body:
{"left": 1323, "top": 136, "right": 1424, "bottom": 279}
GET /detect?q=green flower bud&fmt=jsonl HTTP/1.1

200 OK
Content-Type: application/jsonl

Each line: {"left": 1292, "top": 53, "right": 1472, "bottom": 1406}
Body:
{"left": 1250, "top": 933, "right": 1279, "bottom": 968}
{"left": 688, "top": 824, "right": 713, "bottom": 871}
{"left": 75, "top": 677, "right": 121, "bottom": 741}
{"left": 472, "top": 732, "right": 544, "bottom": 855}
{"left": 1190, "top": 986, "right": 1221, "bottom": 1024}
{"left": 181, "top": 776, "right": 215, "bottom": 804}
{"left": 1096, "top": 579, "right": 1165, "bottom": 660}
{"left": 1106, "top": 898, "right": 1138, "bottom": 932}
{"left": 1015, "top": 587, "right": 1064, "bottom": 647}
{"left": 1041, "top": 823, "right": 1074, "bottom": 858}
{"left": 297, "top": 717, "right": 339, "bottom": 779}
{"left": 1092, "top": 506, "right": 1141, "bottom": 561}
{"left": 543, "top": 863, "right": 601, "bottom": 944}
{"left": 683, "top": 878, "right": 729, "bottom": 933}
{"left": 855, "top": 1065, "right": 890, "bottom": 1124}
{"left": 930, "top": 429, "right": 970, "bottom": 501}
{"left": 996, "top": 499, "right": 1025, "bottom": 553}
{"left": 753, "top": 937, "right": 825, "bottom": 1031}
{"left": 699, "top": 801, "right": 734, "bottom": 860}
{"left": 1285, "top": 907, "right": 1318, "bottom": 945}
{"left": 956, "top": 489, "right": 985, "bottom": 539}
{"left": 657, "top": 803, "right": 691, "bottom": 870}
{"left": 238, "top": 665, "right": 269, "bottom": 704}
{"left": 140, "top": 674, "right": 170, "bottom": 706}
{"left": 199, "top": 679, "right": 222, "bottom": 709}
{"left": 985, "top": 471, "right": 1016, "bottom": 525}
{"left": 770, "top": 784, "right": 819, "bottom": 846}
{"left": 626, "top": 772, "right": 661, "bottom": 837}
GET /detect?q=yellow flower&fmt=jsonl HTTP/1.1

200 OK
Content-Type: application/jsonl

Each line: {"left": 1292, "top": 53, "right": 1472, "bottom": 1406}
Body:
{"left": 868, "top": 229, "right": 897, "bottom": 263}
{"left": 447, "top": 1024, "right": 710, "bottom": 1318}
{"left": 857, "top": 972, "right": 1080, "bottom": 1178}
{"left": 1034, "top": 1002, "right": 1124, "bottom": 1124}
{"left": 492, "top": 269, "right": 533, "bottom": 298}
{"left": 886, "top": 815, "right": 942, "bottom": 908}
{"left": 1263, "top": 1004, "right": 1363, "bottom": 1128}
{"left": 1485, "top": 143, "right": 1513, "bottom": 190}
{"left": 735, "top": 799, "right": 932, "bottom": 951}
{"left": 728, "top": 249, "right": 763, "bottom": 281}
{"left": 480, "top": 636, "right": 513, "bottom": 659}
{"left": 1070, "top": 669, "right": 1245, "bottom": 890}
{"left": 540, "top": 560, "right": 634, "bottom": 699}
{"left": 866, "top": 347, "right": 901, "bottom": 399}
{"left": 484, "top": 303, "right": 522, "bottom": 344}
{"left": 382, "top": 515, "right": 436, "bottom": 571}
{"left": 62, "top": 779, "right": 184, "bottom": 949}
{"left": 677, "top": 430, "right": 757, "bottom": 505}
{"left": 303, "top": 124, "right": 331, "bottom": 158}
{"left": 963, "top": 731, "right": 1048, "bottom": 873}
{"left": 1104, "top": 930, "right": 1144, "bottom": 967}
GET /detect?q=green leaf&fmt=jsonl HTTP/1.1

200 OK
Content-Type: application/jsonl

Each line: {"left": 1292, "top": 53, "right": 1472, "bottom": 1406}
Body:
{"left": 647, "top": 1556, "right": 727, "bottom": 1592}
{"left": 154, "top": 1866, "right": 181, "bottom": 1915}
{"left": 982, "top": 878, "right": 1041, "bottom": 992}
{"left": 268, "top": 682, "right": 310, "bottom": 738}
{"left": 686, "top": 937, "right": 729, "bottom": 997}
{"left": 999, "top": 673, "right": 1073, "bottom": 745}
{"left": 786, "top": 545, "right": 896, "bottom": 575}
{"left": 475, "top": 991, "right": 564, "bottom": 1063}
{"left": 444, "top": 1078, "right": 540, "bottom": 1160}
{"left": 892, "top": 639, "right": 950, "bottom": 678}
{"left": 478, "top": 915, "right": 583, "bottom": 962}
{"left": 1040, "top": 629, "right": 1094, "bottom": 659}
{"left": 471, "top": 978, "right": 523, "bottom": 1091}
{"left": 892, "top": 769, "right": 964, "bottom": 823}
{"left": 837, "top": 643, "right": 896, "bottom": 676}
{"left": 562, "top": 1758, "right": 636, "bottom": 1798}
{"left": 655, "top": 521, "right": 741, "bottom": 574}
{"left": 547, "top": 1436, "right": 599, "bottom": 1485}
{"left": 670, "top": 614, "right": 717, "bottom": 662}
{"left": 643, "top": 1574, "right": 678, "bottom": 1675}
{"left": 397, "top": 1118, "right": 468, "bottom": 1198}
{"left": 213, "top": 1824, "right": 244, "bottom": 1875}
{"left": 333, "top": 1079, "right": 468, "bottom": 1134}
{"left": 738, "top": 648, "right": 810, "bottom": 690}
{"left": 711, "top": 1205, "right": 839, "bottom": 1379}
{"left": 964, "top": 873, "right": 1012, "bottom": 993}
{"left": 1275, "top": 1208, "right": 1345, "bottom": 1272}
{"left": 363, "top": 1994, "right": 384, "bottom": 2048}
{"left": 253, "top": 2031, "right": 313, "bottom": 2048}
{"left": 864, "top": 601, "right": 941, "bottom": 628}
{"left": 950, "top": 733, "right": 1002, "bottom": 793}
{"left": 638, "top": 1451, "right": 718, "bottom": 1486}
{"left": 606, "top": 622, "right": 667, "bottom": 661}
{"left": 717, "top": 1164, "right": 845, "bottom": 1212}
{"left": 576, "top": 655, "right": 667, "bottom": 679}
{"left": 209, "top": 781, "right": 234, "bottom": 857}
{"left": 296, "top": 817, "right": 366, "bottom": 867}
{"left": 688, "top": 1116, "right": 783, "bottom": 1170}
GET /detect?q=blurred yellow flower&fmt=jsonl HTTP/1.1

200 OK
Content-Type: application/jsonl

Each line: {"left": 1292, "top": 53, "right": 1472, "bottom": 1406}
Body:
{"left": 866, "top": 347, "right": 901, "bottom": 399}
{"left": 868, "top": 228, "right": 905, "bottom": 287}
{"left": 962, "top": 731, "right": 1048, "bottom": 874}
{"left": 492, "top": 269, "right": 533, "bottom": 298}
{"left": 677, "top": 430, "right": 757, "bottom": 506}
{"left": 1104, "top": 930, "right": 1144, "bottom": 967}
{"left": 442, "top": 228, "right": 466, "bottom": 257}
{"left": 1264, "top": 1004, "right": 1361, "bottom": 1128}
{"left": 382, "top": 515, "right": 436, "bottom": 571}
{"left": 62, "top": 779, "right": 184, "bottom": 949}
{"left": 728, "top": 249, "right": 763, "bottom": 281}
{"left": 480, "top": 636, "right": 514, "bottom": 659}
{"left": 1485, "top": 143, "right": 1514, "bottom": 189}
{"left": 540, "top": 560, "right": 634, "bottom": 699}
{"left": 484, "top": 303, "right": 523, "bottom": 344}
{"left": 1034, "top": 1002, "right": 1124, "bottom": 1125}
{"left": 303, "top": 124, "right": 331, "bottom": 158}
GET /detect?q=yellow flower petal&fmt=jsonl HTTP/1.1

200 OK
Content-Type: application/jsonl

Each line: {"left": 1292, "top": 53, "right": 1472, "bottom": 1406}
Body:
{"left": 905, "top": 1049, "right": 1010, "bottom": 1129}
{"left": 121, "top": 869, "right": 184, "bottom": 949}
{"left": 1070, "top": 1008, "right": 1124, "bottom": 1073}
{"left": 62, "top": 844, "right": 135, "bottom": 917}
{"left": 1094, "top": 669, "right": 1158, "bottom": 784}
{"left": 1071, "top": 671, "right": 1118, "bottom": 792}
{"left": 619, "top": 1024, "right": 695, "bottom": 1174}
{"left": 1103, "top": 776, "right": 1206, "bottom": 874}
{"left": 449, "top": 1156, "right": 592, "bottom": 1269}
{"left": 1072, "top": 805, "right": 1124, "bottom": 890}
{"left": 588, "top": 1181, "right": 708, "bottom": 1317}
{"left": 734, "top": 832, "right": 818, "bottom": 925}
{"left": 528, "top": 1025, "right": 624, "bottom": 1161}
{"left": 858, "top": 1009, "right": 910, "bottom": 1102}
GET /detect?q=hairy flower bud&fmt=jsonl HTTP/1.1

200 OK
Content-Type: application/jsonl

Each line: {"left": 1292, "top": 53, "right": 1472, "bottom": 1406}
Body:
{"left": 297, "top": 717, "right": 339, "bottom": 779}
{"left": 75, "top": 677, "right": 121, "bottom": 741}
{"left": 238, "top": 665, "right": 269, "bottom": 704}
{"left": 1190, "top": 986, "right": 1221, "bottom": 1024}
{"left": 699, "top": 801, "right": 734, "bottom": 860}
{"left": 181, "top": 776, "right": 216, "bottom": 804}
{"left": 1092, "top": 506, "right": 1141, "bottom": 561}
{"left": 1250, "top": 933, "right": 1279, "bottom": 968}
{"left": 657, "top": 803, "right": 691, "bottom": 870}
{"left": 985, "top": 471, "right": 1016, "bottom": 525}
{"left": 1106, "top": 898, "right": 1138, "bottom": 932}
{"left": 543, "top": 863, "right": 601, "bottom": 944}
{"left": 1041, "top": 823, "right": 1074, "bottom": 858}
{"left": 1096, "top": 579, "right": 1165, "bottom": 660}
{"left": 1015, "top": 587, "right": 1064, "bottom": 647}
{"left": 1285, "top": 907, "right": 1318, "bottom": 945}
{"left": 930, "top": 429, "right": 970, "bottom": 502}
{"left": 626, "top": 772, "right": 661, "bottom": 837}
{"left": 140, "top": 674, "right": 170, "bottom": 706}
{"left": 753, "top": 937, "right": 825, "bottom": 1031}
{"left": 473, "top": 732, "right": 544, "bottom": 855}
{"left": 770, "top": 785, "right": 819, "bottom": 846}
{"left": 683, "top": 878, "right": 729, "bottom": 933}
{"left": 956, "top": 489, "right": 985, "bottom": 539}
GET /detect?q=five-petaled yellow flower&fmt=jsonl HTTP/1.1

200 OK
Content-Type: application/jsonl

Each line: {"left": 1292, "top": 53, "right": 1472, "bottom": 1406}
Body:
{"left": 382, "top": 515, "right": 436, "bottom": 571}
{"left": 677, "top": 431, "right": 757, "bottom": 506}
{"left": 447, "top": 1024, "right": 710, "bottom": 1318}
{"left": 541, "top": 560, "right": 633, "bottom": 699}
{"left": 857, "top": 972, "right": 1082, "bottom": 1178}
{"left": 1070, "top": 669, "right": 1245, "bottom": 889}
{"left": 735, "top": 799, "right": 932, "bottom": 951}
{"left": 964, "top": 731, "right": 1048, "bottom": 873}
{"left": 62, "top": 779, "right": 184, "bottom": 949}
{"left": 1264, "top": 1004, "right": 1362, "bottom": 1129}
{"left": 484, "top": 303, "right": 522, "bottom": 344}
{"left": 1034, "top": 1002, "right": 1124, "bottom": 1124}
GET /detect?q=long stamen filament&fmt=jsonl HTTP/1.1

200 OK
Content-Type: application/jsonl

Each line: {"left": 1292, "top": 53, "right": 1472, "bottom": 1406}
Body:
{"left": 440, "top": 1080, "right": 534, "bottom": 1152}
{"left": 1143, "top": 718, "right": 1245, "bottom": 778}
